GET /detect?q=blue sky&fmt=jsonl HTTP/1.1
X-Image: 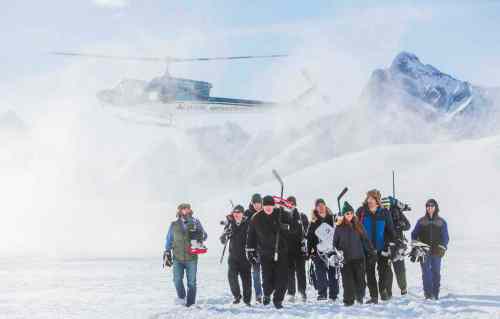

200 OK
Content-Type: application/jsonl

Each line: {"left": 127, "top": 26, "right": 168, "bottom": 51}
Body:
{"left": 2, "top": 0, "right": 500, "bottom": 101}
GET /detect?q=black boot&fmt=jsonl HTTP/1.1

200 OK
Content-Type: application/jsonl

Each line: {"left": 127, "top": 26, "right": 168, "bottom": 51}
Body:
{"left": 232, "top": 296, "right": 241, "bottom": 304}
{"left": 366, "top": 298, "right": 378, "bottom": 304}
{"left": 274, "top": 302, "right": 283, "bottom": 309}
{"left": 263, "top": 296, "right": 271, "bottom": 305}
{"left": 380, "top": 290, "right": 390, "bottom": 301}
{"left": 401, "top": 289, "right": 408, "bottom": 296}
{"left": 344, "top": 300, "right": 354, "bottom": 307}
{"left": 256, "top": 296, "right": 262, "bottom": 304}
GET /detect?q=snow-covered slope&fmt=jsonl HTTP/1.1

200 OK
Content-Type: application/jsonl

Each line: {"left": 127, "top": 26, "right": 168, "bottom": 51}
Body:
{"left": 3, "top": 135, "right": 499, "bottom": 319}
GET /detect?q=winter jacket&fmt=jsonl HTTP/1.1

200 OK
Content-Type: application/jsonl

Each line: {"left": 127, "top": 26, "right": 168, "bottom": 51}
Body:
{"left": 165, "top": 215, "right": 207, "bottom": 262}
{"left": 221, "top": 216, "right": 251, "bottom": 265}
{"left": 246, "top": 208, "right": 291, "bottom": 259}
{"left": 285, "top": 208, "right": 309, "bottom": 255}
{"left": 356, "top": 205, "right": 396, "bottom": 252}
{"left": 389, "top": 206, "right": 411, "bottom": 239}
{"left": 333, "top": 220, "right": 372, "bottom": 262}
{"left": 307, "top": 210, "right": 335, "bottom": 256}
{"left": 411, "top": 212, "right": 449, "bottom": 256}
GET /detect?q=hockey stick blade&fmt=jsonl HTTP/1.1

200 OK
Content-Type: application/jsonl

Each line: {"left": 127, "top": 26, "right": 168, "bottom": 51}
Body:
{"left": 337, "top": 187, "right": 348, "bottom": 201}
{"left": 272, "top": 169, "right": 284, "bottom": 187}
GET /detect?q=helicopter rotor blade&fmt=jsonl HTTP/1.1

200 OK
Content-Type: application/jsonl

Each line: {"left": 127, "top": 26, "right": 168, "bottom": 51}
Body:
{"left": 50, "top": 51, "right": 167, "bottom": 62}
{"left": 173, "top": 54, "right": 288, "bottom": 62}
{"left": 50, "top": 52, "right": 287, "bottom": 63}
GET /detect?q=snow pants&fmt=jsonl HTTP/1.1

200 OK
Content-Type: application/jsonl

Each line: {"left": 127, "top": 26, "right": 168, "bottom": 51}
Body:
{"left": 420, "top": 255, "right": 442, "bottom": 298}
{"left": 228, "top": 259, "right": 252, "bottom": 303}
{"left": 261, "top": 254, "right": 289, "bottom": 304}
{"left": 287, "top": 252, "right": 307, "bottom": 296}
{"left": 340, "top": 258, "right": 366, "bottom": 305}
{"left": 366, "top": 252, "right": 392, "bottom": 300}
{"left": 312, "top": 256, "right": 339, "bottom": 299}
{"left": 388, "top": 259, "right": 407, "bottom": 295}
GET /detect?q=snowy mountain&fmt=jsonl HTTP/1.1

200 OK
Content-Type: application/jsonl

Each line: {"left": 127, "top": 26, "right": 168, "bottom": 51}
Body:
{"left": 0, "top": 110, "right": 27, "bottom": 135}
{"left": 362, "top": 52, "right": 500, "bottom": 131}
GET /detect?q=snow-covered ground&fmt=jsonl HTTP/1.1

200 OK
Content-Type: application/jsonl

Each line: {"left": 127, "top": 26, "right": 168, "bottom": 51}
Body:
{"left": 2, "top": 133, "right": 500, "bottom": 318}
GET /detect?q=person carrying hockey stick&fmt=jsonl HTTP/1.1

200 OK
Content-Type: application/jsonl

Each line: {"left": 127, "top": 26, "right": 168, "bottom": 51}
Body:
{"left": 246, "top": 195, "right": 292, "bottom": 309}
{"left": 285, "top": 196, "right": 309, "bottom": 303}
{"left": 164, "top": 203, "right": 208, "bottom": 307}
{"left": 244, "top": 193, "right": 264, "bottom": 303}
{"left": 220, "top": 205, "right": 252, "bottom": 306}
{"left": 334, "top": 201, "right": 375, "bottom": 306}
{"left": 307, "top": 198, "right": 340, "bottom": 302}
{"left": 356, "top": 190, "right": 396, "bottom": 304}
{"left": 411, "top": 199, "right": 449, "bottom": 300}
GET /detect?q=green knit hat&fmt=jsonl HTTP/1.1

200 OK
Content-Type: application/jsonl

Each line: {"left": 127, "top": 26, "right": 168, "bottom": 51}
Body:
{"left": 341, "top": 201, "right": 354, "bottom": 215}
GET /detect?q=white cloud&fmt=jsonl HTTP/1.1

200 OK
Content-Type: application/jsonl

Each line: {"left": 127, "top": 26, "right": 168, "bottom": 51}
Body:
{"left": 92, "top": 0, "right": 128, "bottom": 9}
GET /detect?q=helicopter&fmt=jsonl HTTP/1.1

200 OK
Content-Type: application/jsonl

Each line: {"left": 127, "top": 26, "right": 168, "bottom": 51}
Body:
{"left": 51, "top": 51, "right": 322, "bottom": 126}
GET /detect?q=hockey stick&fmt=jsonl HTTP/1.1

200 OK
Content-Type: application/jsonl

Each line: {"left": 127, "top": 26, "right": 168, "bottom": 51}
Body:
{"left": 337, "top": 187, "right": 349, "bottom": 216}
{"left": 272, "top": 169, "right": 284, "bottom": 262}
{"left": 219, "top": 200, "right": 235, "bottom": 264}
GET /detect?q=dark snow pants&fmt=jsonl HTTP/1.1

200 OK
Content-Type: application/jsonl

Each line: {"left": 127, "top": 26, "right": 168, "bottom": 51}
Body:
{"left": 261, "top": 254, "right": 289, "bottom": 304}
{"left": 366, "top": 252, "right": 392, "bottom": 300}
{"left": 228, "top": 259, "right": 252, "bottom": 303}
{"left": 312, "top": 256, "right": 339, "bottom": 299}
{"left": 341, "top": 258, "right": 366, "bottom": 305}
{"left": 388, "top": 259, "right": 407, "bottom": 295}
{"left": 287, "top": 253, "right": 307, "bottom": 296}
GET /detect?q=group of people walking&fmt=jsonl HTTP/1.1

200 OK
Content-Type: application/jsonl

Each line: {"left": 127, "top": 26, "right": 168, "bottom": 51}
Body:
{"left": 163, "top": 190, "right": 449, "bottom": 310}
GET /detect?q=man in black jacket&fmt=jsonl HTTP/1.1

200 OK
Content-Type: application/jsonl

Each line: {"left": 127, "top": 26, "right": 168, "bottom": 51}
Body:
{"left": 383, "top": 196, "right": 411, "bottom": 297}
{"left": 285, "top": 196, "right": 309, "bottom": 303}
{"left": 246, "top": 195, "right": 291, "bottom": 309}
{"left": 220, "top": 205, "right": 252, "bottom": 306}
{"left": 244, "top": 193, "right": 264, "bottom": 303}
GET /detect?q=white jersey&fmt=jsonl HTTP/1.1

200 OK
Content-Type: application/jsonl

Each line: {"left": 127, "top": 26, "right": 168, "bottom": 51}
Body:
{"left": 314, "top": 222, "right": 336, "bottom": 253}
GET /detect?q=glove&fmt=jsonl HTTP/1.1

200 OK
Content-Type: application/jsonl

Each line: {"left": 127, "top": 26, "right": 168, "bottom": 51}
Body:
{"left": 163, "top": 250, "right": 173, "bottom": 268}
{"left": 246, "top": 250, "right": 258, "bottom": 265}
{"left": 219, "top": 234, "right": 227, "bottom": 245}
{"left": 300, "top": 240, "right": 308, "bottom": 259}
{"left": 437, "top": 244, "right": 447, "bottom": 257}
{"left": 367, "top": 250, "right": 378, "bottom": 265}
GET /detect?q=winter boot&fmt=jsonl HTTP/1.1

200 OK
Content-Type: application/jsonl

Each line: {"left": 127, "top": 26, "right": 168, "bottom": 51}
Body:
{"left": 263, "top": 296, "right": 271, "bottom": 306}
{"left": 380, "top": 290, "right": 390, "bottom": 301}
{"left": 274, "top": 302, "right": 283, "bottom": 309}
{"left": 366, "top": 298, "right": 378, "bottom": 304}
{"left": 232, "top": 296, "right": 241, "bottom": 304}
{"left": 401, "top": 289, "right": 408, "bottom": 296}
{"left": 255, "top": 296, "right": 263, "bottom": 304}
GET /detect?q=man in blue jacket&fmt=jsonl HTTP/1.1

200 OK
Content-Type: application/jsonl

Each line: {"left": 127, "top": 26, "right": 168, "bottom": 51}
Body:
{"left": 411, "top": 199, "right": 449, "bottom": 300}
{"left": 356, "top": 189, "right": 396, "bottom": 304}
{"left": 164, "top": 203, "right": 207, "bottom": 307}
